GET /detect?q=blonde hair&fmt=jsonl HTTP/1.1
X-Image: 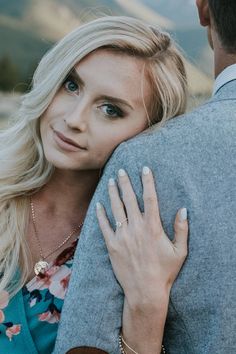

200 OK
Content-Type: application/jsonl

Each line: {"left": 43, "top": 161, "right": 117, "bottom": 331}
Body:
{"left": 0, "top": 16, "right": 187, "bottom": 296}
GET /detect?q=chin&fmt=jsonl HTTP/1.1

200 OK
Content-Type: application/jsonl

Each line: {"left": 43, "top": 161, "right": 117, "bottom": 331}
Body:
{"left": 44, "top": 148, "right": 105, "bottom": 172}
{"left": 43, "top": 150, "right": 75, "bottom": 170}
{"left": 46, "top": 155, "right": 95, "bottom": 172}
{"left": 49, "top": 158, "right": 82, "bottom": 171}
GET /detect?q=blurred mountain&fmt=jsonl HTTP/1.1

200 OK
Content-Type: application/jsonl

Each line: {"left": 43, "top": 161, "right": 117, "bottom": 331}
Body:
{"left": 142, "top": 0, "right": 199, "bottom": 29}
{"left": 0, "top": 0, "right": 213, "bottom": 95}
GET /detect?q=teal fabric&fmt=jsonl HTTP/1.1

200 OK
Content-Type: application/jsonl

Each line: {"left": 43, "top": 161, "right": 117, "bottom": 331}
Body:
{"left": 0, "top": 291, "right": 38, "bottom": 354}
{"left": 0, "top": 259, "right": 73, "bottom": 354}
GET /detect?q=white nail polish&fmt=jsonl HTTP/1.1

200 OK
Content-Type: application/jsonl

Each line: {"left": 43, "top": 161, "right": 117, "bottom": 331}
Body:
{"left": 118, "top": 169, "right": 126, "bottom": 177}
{"left": 109, "top": 178, "right": 115, "bottom": 186}
{"left": 143, "top": 166, "right": 150, "bottom": 175}
{"left": 179, "top": 208, "right": 187, "bottom": 221}
{"left": 96, "top": 202, "right": 102, "bottom": 210}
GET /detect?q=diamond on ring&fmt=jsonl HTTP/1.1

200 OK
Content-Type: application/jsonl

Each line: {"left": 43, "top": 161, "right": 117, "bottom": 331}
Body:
{"left": 115, "top": 221, "right": 123, "bottom": 228}
{"left": 115, "top": 218, "right": 127, "bottom": 228}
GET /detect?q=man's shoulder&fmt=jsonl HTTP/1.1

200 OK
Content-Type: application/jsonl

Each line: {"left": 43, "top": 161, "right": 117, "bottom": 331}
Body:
{"left": 114, "top": 99, "right": 215, "bottom": 157}
{"left": 110, "top": 94, "right": 235, "bottom": 168}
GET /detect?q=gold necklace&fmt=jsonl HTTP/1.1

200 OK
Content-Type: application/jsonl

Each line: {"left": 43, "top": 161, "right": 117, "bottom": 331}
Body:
{"left": 30, "top": 197, "right": 83, "bottom": 276}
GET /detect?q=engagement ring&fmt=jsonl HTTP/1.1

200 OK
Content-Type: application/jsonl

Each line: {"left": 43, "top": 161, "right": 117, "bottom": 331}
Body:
{"left": 115, "top": 218, "right": 128, "bottom": 228}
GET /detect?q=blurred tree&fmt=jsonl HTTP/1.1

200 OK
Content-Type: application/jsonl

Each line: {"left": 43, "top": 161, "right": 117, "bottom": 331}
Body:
{"left": 24, "top": 60, "right": 39, "bottom": 90}
{"left": 0, "top": 55, "right": 20, "bottom": 92}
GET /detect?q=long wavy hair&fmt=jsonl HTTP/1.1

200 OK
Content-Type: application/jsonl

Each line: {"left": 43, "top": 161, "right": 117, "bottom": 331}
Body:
{"left": 0, "top": 16, "right": 187, "bottom": 296}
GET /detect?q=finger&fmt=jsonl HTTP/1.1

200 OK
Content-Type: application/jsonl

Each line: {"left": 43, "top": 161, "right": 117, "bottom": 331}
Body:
{"left": 108, "top": 178, "right": 127, "bottom": 226}
{"left": 117, "top": 169, "right": 141, "bottom": 222}
{"left": 173, "top": 208, "right": 189, "bottom": 257}
{"left": 96, "top": 202, "right": 115, "bottom": 250}
{"left": 142, "top": 166, "right": 163, "bottom": 232}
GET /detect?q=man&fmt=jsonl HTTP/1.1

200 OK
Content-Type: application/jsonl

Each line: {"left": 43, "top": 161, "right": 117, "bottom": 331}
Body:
{"left": 54, "top": 1, "right": 236, "bottom": 353}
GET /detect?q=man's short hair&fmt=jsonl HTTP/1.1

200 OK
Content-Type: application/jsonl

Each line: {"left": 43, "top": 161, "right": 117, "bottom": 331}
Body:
{"left": 208, "top": 0, "right": 236, "bottom": 53}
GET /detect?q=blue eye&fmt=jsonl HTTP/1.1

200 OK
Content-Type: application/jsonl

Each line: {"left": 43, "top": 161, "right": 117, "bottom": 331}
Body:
{"left": 100, "top": 104, "right": 124, "bottom": 118}
{"left": 63, "top": 78, "right": 79, "bottom": 93}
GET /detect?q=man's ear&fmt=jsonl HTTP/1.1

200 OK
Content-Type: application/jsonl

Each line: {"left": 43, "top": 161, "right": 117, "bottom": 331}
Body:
{"left": 196, "top": 0, "right": 211, "bottom": 27}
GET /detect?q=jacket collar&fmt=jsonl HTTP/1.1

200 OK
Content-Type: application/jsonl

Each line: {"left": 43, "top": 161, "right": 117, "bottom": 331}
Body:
{"left": 211, "top": 78, "right": 236, "bottom": 102}
{"left": 213, "top": 63, "right": 236, "bottom": 95}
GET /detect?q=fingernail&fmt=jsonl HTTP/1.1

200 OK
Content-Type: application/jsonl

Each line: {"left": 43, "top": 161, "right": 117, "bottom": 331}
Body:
{"left": 179, "top": 208, "right": 187, "bottom": 221}
{"left": 143, "top": 166, "right": 150, "bottom": 175}
{"left": 118, "top": 169, "right": 126, "bottom": 177}
{"left": 109, "top": 178, "right": 115, "bottom": 186}
{"left": 96, "top": 202, "right": 102, "bottom": 210}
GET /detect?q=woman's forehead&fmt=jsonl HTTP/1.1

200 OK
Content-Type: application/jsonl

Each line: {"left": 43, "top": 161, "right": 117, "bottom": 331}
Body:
{"left": 73, "top": 49, "right": 151, "bottom": 106}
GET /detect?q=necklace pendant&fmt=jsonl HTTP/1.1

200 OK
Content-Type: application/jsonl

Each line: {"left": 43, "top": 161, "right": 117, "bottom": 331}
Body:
{"left": 34, "top": 260, "right": 49, "bottom": 276}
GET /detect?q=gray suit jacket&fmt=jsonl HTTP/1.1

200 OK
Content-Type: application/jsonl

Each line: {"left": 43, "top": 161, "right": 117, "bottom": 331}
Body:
{"left": 54, "top": 79, "right": 236, "bottom": 354}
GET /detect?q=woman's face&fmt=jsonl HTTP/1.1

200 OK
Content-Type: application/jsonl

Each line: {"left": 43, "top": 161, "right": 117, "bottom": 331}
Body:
{"left": 40, "top": 49, "right": 151, "bottom": 171}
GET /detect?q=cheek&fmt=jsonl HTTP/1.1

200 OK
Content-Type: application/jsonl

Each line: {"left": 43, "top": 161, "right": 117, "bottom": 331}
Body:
{"left": 93, "top": 139, "right": 119, "bottom": 165}
{"left": 93, "top": 122, "right": 147, "bottom": 163}
{"left": 40, "top": 93, "right": 66, "bottom": 131}
{"left": 89, "top": 133, "right": 123, "bottom": 167}
{"left": 39, "top": 112, "right": 56, "bottom": 163}
{"left": 39, "top": 99, "right": 62, "bottom": 145}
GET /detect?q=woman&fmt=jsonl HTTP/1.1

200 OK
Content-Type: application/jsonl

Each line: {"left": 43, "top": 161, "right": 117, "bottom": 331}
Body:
{"left": 0, "top": 16, "right": 188, "bottom": 353}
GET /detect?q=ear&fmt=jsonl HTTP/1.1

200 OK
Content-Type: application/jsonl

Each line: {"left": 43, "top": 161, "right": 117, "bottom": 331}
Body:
{"left": 196, "top": 0, "right": 211, "bottom": 27}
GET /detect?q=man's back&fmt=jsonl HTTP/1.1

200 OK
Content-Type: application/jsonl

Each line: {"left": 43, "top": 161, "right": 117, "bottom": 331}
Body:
{"left": 156, "top": 80, "right": 236, "bottom": 353}
{"left": 54, "top": 79, "right": 236, "bottom": 354}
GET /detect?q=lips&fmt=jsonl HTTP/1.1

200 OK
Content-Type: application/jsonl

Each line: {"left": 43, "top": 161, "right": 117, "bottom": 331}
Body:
{"left": 53, "top": 129, "right": 86, "bottom": 151}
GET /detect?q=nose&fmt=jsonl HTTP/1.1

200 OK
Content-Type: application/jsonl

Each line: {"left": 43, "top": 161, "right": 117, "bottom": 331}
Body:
{"left": 64, "top": 99, "right": 88, "bottom": 132}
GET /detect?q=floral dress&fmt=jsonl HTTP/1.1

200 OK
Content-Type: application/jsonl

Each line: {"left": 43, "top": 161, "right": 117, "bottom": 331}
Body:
{"left": 0, "top": 240, "right": 78, "bottom": 354}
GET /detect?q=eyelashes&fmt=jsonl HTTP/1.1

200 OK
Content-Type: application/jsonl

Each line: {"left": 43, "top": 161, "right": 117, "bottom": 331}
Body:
{"left": 99, "top": 103, "right": 125, "bottom": 118}
{"left": 63, "top": 76, "right": 79, "bottom": 93}
{"left": 62, "top": 75, "right": 126, "bottom": 119}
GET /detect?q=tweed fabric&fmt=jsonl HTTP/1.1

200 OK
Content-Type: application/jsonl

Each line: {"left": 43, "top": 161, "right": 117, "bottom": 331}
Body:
{"left": 54, "top": 80, "right": 236, "bottom": 354}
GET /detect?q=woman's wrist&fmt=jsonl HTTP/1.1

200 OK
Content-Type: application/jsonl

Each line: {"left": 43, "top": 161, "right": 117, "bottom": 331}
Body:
{"left": 122, "top": 295, "right": 168, "bottom": 354}
{"left": 124, "top": 285, "right": 171, "bottom": 314}
{"left": 119, "top": 333, "right": 166, "bottom": 354}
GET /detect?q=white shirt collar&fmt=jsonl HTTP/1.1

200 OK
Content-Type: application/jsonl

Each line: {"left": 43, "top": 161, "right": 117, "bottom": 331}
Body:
{"left": 213, "top": 63, "right": 236, "bottom": 96}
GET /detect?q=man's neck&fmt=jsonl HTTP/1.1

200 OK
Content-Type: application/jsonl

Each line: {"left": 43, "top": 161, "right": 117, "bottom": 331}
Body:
{"left": 213, "top": 44, "right": 236, "bottom": 78}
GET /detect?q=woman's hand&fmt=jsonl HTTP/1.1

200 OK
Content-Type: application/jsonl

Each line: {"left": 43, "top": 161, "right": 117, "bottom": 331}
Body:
{"left": 96, "top": 166, "right": 188, "bottom": 307}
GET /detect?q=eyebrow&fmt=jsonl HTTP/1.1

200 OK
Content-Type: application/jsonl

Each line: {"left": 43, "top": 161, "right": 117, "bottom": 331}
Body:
{"left": 67, "top": 68, "right": 134, "bottom": 110}
{"left": 68, "top": 68, "right": 85, "bottom": 87}
{"left": 98, "top": 95, "right": 134, "bottom": 110}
